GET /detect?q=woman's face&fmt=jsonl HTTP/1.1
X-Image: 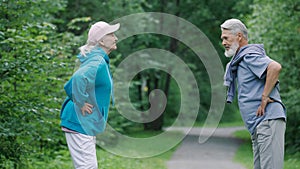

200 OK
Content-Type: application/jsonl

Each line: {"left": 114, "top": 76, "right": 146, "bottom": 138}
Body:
{"left": 100, "top": 33, "right": 118, "bottom": 53}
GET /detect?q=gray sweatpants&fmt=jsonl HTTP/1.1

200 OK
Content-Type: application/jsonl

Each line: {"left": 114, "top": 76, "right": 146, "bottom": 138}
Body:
{"left": 251, "top": 119, "right": 286, "bottom": 169}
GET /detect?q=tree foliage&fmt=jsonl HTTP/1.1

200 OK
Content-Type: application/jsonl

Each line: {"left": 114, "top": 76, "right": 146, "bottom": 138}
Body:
{"left": 0, "top": 0, "right": 79, "bottom": 167}
{"left": 249, "top": 0, "right": 300, "bottom": 154}
{"left": 1, "top": 0, "right": 299, "bottom": 168}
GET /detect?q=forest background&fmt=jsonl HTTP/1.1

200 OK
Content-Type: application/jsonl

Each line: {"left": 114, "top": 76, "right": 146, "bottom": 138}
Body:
{"left": 1, "top": 0, "right": 299, "bottom": 168}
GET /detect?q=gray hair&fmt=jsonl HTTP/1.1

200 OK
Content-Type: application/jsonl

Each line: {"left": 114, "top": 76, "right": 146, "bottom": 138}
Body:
{"left": 79, "top": 43, "right": 98, "bottom": 56}
{"left": 220, "top": 19, "right": 248, "bottom": 40}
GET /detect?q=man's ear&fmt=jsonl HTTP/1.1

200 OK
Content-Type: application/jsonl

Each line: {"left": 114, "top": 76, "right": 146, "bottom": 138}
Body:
{"left": 237, "top": 33, "right": 243, "bottom": 41}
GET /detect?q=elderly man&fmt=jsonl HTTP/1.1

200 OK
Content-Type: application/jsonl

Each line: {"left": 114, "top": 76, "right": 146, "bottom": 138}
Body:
{"left": 221, "top": 19, "right": 286, "bottom": 169}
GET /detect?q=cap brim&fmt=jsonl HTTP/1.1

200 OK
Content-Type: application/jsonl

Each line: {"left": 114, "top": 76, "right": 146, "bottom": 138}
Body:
{"left": 106, "top": 23, "right": 120, "bottom": 34}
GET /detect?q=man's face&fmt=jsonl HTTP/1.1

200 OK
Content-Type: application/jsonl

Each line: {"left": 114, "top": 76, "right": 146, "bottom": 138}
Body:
{"left": 221, "top": 29, "right": 239, "bottom": 58}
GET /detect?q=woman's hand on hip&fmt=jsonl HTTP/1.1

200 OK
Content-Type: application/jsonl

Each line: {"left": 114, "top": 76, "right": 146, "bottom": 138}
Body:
{"left": 81, "top": 103, "right": 94, "bottom": 116}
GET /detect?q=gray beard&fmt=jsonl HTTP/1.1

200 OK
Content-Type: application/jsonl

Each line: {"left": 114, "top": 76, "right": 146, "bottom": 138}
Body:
{"left": 224, "top": 42, "right": 239, "bottom": 58}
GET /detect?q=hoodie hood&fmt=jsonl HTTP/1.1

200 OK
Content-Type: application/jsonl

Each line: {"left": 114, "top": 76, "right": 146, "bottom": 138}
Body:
{"left": 239, "top": 44, "right": 265, "bottom": 54}
{"left": 224, "top": 44, "right": 266, "bottom": 103}
{"left": 234, "top": 44, "right": 266, "bottom": 64}
{"left": 77, "top": 47, "right": 109, "bottom": 64}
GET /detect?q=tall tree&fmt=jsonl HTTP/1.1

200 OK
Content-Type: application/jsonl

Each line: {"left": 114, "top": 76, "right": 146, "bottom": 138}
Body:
{"left": 249, "top": 0, "right": 300, "bottom": 154}
{"left": 140, "top": 0, "right": 255, "bottom": 125}
{"left": 0, "top": 0, "right": 79, "bottom": 167}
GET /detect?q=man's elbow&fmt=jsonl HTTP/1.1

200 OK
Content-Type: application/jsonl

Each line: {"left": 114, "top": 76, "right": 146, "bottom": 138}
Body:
{"left": 269, "top": 61, "right": 282, "bottom": 73}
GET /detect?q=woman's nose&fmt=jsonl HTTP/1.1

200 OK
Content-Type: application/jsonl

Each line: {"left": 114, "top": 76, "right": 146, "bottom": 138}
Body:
{"left": 114, "top": 34, "right": 118, "bottom": 41}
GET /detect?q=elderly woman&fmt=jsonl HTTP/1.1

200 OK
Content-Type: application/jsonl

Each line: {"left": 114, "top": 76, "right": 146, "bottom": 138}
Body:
{"left": 60, "top": 21, "right": 120, "bottom": 169}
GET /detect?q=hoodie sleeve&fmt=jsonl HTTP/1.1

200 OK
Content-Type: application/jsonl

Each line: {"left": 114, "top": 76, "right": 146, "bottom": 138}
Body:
{"left": 244, "top": 54, "right": 273, "bottom": 79}
{"left": 71, "top": 59, "right": 103, "bottom": 108}
{"left": 63, "top": 78, "right": 73, "bottom": 98}
{"left": 72, "top": 71, "right": 90, "bottom": 108}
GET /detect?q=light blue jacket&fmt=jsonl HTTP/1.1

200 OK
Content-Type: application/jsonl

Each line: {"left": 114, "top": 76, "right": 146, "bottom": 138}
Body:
{"left": 225, "top": 44, "right": 286, "bottom": 134}
{"left": 60, "top": 47, "right": 113, "bottom": 136}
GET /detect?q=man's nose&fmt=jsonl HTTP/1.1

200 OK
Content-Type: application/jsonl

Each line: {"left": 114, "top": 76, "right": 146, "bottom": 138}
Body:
{"left": 222, "top": 40, "right": 226, "bottom": 47}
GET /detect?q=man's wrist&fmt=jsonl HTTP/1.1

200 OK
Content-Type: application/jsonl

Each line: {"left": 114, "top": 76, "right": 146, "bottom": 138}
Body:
{"left": 262, "top": 94, "right": 269, "bottom": 102}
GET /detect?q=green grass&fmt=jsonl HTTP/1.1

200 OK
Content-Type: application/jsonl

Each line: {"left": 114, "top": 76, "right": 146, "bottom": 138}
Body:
{"left": 192, "top": 120, "right": 245, "bottom": 127}
{"left": 25, "top": 130, "right": 181, "bottom": 169}
{"left": 98, "top": 130, "right": 181, "bottom": 169}
{"left": 233, "top": 129, "right": 300, "bottom": 169}
{"left": 233, "top": 129, "right": 253, "bottom": 169}
{"left": 284, "top": 153, "right": 300, "bottom": 169}
{"left": 95, "top": 148, "right": 169, "bottom": 169}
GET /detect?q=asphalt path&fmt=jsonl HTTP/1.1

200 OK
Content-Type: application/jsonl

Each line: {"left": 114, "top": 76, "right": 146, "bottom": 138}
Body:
{"left": 166, "top": 127, "right": 247, "bottom": 169}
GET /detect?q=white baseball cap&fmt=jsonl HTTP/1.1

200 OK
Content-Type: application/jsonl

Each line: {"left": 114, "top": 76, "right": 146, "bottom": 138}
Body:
{"left": 87, "top": 21, "right": 120, "bottom": 44}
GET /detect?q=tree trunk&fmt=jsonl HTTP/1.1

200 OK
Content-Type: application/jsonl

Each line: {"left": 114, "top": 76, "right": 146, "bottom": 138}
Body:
{"left": 137, "top": 73, "right": 144, "bottom": 110}
{"left": 143, "top": 77, "right": 152, "bottom": 130}
{"left": 143, "top": 73, "right": 165, "bottom": 130}
{"left": 143, "top": 0, "right": 181, "bottom": 131}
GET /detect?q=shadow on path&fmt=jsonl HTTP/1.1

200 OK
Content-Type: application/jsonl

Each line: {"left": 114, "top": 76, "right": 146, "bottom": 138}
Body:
{"left": 166, "top": 127, "right": 247, "bottom": 169}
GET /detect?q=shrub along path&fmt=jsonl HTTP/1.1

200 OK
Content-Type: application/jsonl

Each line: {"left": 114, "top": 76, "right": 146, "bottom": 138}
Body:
{"left": 165, "top": 127, "right": 247, "bottom": 169}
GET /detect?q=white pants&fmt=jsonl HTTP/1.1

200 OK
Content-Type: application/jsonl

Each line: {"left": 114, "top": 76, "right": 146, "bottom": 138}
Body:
{"left": 65, "top": 132, "right": 98, "bottom": 169}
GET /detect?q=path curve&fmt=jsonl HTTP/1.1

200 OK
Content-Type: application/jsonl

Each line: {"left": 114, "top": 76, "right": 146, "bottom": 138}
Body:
{"left": 165, "top": 127, "right": 247, "bottom": 169}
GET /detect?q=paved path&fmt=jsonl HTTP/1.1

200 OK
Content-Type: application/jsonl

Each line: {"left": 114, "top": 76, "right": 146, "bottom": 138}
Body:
{"left": 166, "top": 127, "right": 247, "bottom": 169}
